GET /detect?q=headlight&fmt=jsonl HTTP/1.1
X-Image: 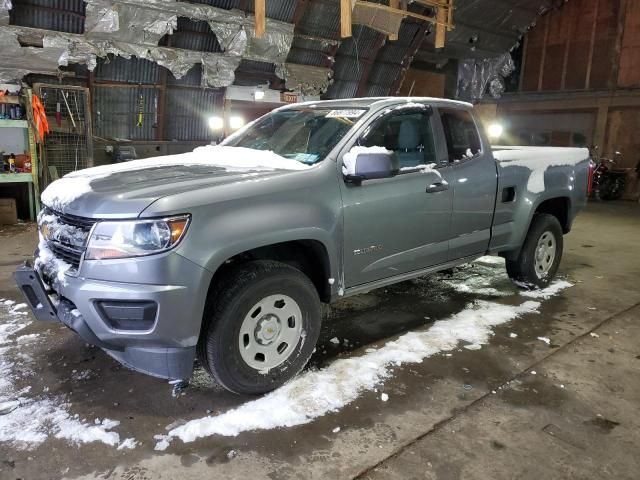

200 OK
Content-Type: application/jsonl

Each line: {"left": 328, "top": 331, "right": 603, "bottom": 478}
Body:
{"left": 85, "top": 215, "right": 190, "bottom": 260}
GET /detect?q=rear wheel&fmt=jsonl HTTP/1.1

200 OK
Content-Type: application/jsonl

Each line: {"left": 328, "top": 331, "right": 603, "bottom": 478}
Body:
{"left": 198, "top": 260, "right": 321, "bottom": 395}
{"left": 598, "top": 178, "right": 617, "bottom": 200}
{"left": 506, "top": 214, "right": 563, "bottom": 289}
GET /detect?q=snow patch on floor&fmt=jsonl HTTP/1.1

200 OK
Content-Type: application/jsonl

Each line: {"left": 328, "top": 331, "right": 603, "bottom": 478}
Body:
{"left": 0, "top": 303, "right": 135, "bottom": 450}
{"left": 0, "top": 398, "right": 121, "bottom": 447}
{"left": 440, "top": 256, "right": 513, "bottom": 297}
{"left": 163, "top": 280, "right": 570, "bottom": 446}
{"left": 521, "top": 280, "right": 573, "bottom": 299}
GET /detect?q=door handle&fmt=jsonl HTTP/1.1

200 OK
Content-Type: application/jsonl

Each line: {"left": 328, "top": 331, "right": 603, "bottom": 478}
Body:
{"left": 426, "top": 180, "right": 449, "bottom": 193}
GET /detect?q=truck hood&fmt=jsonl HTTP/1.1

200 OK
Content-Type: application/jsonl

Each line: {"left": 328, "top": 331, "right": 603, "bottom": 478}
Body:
{"left": 40, "top": 146, "right": 310, "bottom": 218}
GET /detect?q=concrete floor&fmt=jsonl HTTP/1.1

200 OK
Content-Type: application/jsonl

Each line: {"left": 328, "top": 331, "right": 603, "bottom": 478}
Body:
{"left": 0, "top": 201, "right": 639, "bottom": 480}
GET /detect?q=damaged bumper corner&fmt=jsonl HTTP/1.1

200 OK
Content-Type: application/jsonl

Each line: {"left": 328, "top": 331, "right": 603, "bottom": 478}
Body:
{"left": 13, "top": 259, "right": 206, "bottom": 381}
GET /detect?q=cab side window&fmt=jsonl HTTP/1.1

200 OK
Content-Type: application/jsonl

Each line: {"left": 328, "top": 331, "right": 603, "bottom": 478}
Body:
{"left": 439, "top": 109, "right": 482, "bottom": 162}
{"left": 361, "top": 110, "right": 436, "bottom": 169}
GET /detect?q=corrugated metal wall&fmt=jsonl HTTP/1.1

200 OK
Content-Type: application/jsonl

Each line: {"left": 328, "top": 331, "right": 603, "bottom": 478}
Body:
{"left": 165, "top": 89, "right": 222, "bottom": 141}
{"left": 92, "top": 86, "right": 160, "bottom": 141}
{"left": 184, "top": 0, "right": 241, "bottom": 9}
{"left": 94, "top": 56, "right": 161, "bottom": 84}
{"left": 167, "top": 18, "right": 222, "bottom": 52}
{"left": 167, "top": 65, "right": 203, "bottom": 86}
{"left": 9, "top": 0, "right": 85, "bottom": 33}
{"left": 245, "top": 0, "right": 298, "bottom": 23}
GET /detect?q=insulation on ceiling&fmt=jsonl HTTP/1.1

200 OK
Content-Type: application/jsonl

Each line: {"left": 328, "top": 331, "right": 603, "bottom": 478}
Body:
{"left": 0, "top": 0, "right": 295, "bottom": 88}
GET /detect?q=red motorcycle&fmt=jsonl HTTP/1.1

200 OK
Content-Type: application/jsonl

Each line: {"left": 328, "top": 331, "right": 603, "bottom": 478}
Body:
{"left": 589, "top": 148, "right": 629, "bottom": 201}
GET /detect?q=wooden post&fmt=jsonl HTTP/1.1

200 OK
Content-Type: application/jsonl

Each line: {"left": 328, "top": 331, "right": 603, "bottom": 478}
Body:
{"left": 560, "top": 1, "right": 574, "bottom": 91}
{"left": 610, "top": 0, "right": 628, "bottom": 89}
{"left": 538, "top": 13, "right": 550, "bottom": 91}
{"left": 255, "top": 0, "right": 266, "bottom": 38}
{"left": 594, "top": 101, "right": 610, "bottom": 149}
{"left": 518, "top": 33, "right": 528, "bottom": 92}
{"left": 585, "top": 0, "right": 600, "bottom": 90}
{"left": 435, "top": 6, "right": 446, "bottom": 49}
{"left": 389, "top": 0, "right": 399, "bottom": 41}
{"left": 223, "top": 98, "right": 232, "bottom": 138}
{"left": 341, "top": 0, "right": 352, "bottom": 38}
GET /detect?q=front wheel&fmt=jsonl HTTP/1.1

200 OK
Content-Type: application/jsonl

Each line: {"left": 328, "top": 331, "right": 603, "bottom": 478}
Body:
{"left": 506, "top": 214, "right": 564, "bottom": 289}
{"left": 198, "top": 260, "right": 322, "bottom": 395}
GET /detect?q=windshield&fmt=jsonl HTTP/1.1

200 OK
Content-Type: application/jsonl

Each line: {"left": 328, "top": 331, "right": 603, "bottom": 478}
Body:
{"left": 223, "top": 107, "right": 367, "bottom": 165}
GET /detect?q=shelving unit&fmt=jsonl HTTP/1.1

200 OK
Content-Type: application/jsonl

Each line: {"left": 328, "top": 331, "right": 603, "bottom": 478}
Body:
{"left": 0, "top": 119, "right": 28, "bottom": 128}
{"left": 0, "top": 93, "right": 40, "bottom": 221}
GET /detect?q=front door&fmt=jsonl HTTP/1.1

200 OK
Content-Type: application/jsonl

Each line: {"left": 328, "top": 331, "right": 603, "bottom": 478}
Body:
{"left": 339, "top": 106, "right": 454, "bottom": 287}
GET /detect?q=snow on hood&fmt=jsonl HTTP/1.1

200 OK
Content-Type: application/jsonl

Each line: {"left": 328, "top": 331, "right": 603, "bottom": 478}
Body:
{"left": 41, "top": 146, "right": 310, "bottom": 212}
{"left": 493, "top": 146, "right": 589, "bottom": 193}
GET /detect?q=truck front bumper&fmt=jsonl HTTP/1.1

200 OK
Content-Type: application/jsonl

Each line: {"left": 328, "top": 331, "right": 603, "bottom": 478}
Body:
{"left": 14, "top": 253, "right": 211, "bottom": 381}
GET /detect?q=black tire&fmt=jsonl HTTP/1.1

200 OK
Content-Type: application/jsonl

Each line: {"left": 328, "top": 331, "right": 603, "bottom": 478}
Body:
{"left": 598, "top": 178, "right": 615, "bottom": 200}
{"left": 506, "top": 214, "right": 564, "bottom": 289}
{"left": 198, "top": 260, "right": 321, "bottom": 395}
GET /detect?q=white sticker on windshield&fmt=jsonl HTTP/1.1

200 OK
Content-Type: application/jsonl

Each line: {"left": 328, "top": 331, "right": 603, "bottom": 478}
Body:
{"left": 326, "top": 109, "right": 365, "bottom": 119}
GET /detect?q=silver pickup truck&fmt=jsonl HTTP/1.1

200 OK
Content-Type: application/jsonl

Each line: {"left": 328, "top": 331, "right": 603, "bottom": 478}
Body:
{"left": 14, "top": 97, "right": 590, "bottom": 394}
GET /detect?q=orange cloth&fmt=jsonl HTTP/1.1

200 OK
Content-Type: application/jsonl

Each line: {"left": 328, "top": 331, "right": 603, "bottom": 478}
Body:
{"left": 32, "top": 94, "right": 49, "bottom": 141}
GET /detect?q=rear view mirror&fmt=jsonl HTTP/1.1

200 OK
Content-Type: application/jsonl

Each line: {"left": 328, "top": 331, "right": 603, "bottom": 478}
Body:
{"left": 343, "top": 147, "right": 397, "bottom": 184}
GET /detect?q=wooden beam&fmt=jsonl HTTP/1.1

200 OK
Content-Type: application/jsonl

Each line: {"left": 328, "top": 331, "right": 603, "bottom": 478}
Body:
{"left": 354, "top": 1, "right": 439, "bottom": 26}
{"left": 412, "top": 0, "right": 449, "bottom": 9}
{"left": 255, "top": 0, "right": 266, "bottom": 38}
{"left": 294, "top": 33, "right": 341, "bottom": 46}
{"left": 157, "top": 35, "right": 170, "bottom": 141}
{"left": 585, "top": 0, "right": 600, "bottom": 90}
{"left": 223, "top": 98, "right": 232, "bottom": 138}
{"left": 356, "top": 33, "right": 386, "bottom": 96}
{"left": 341, "top": 0, "right": 352, "bottom": 38}
{"left": 537, "top": 13, "right": 550, "bottom": 91}
{"left": 292, "top": 0, "right": 309, "bottom": 25}
{"left": 390, "top": 17, "right": 431, "bottom": 94}
{"left": 518, "top": 33, "right": 528, "bottom": 92}
{"left": 560, "top": 0, "right": 574, "bottom": 91}
{"left": 435, "top": 5, "right": 446, "bottom": 49}
{"left": 389, "top": 0, "right": 400, "bottom": 41}
{"left": 610, "top": 0, "right": 628, "bottom": 89}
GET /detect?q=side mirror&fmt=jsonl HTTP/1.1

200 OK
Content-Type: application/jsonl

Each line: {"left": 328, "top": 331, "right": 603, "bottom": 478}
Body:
{"left": 343, "top": 148, "right": 397, "bottom": 185}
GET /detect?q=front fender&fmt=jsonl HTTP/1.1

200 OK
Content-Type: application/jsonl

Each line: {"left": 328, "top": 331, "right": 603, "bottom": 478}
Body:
{"left": 173, "top": 187, "right": 342, "bottom": 294}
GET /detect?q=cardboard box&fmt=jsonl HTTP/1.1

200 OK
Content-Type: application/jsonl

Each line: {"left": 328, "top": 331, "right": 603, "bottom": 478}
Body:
{"left": 0, "top": 197, "right": 18, "bottom": 224}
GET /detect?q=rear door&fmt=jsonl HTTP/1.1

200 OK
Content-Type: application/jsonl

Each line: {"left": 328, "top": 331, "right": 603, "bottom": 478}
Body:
{"left": 339, "top": 106, "right": 454, "bottom": 287}
{"left": 437, "top": 108, "right": 498, "bottom": 260}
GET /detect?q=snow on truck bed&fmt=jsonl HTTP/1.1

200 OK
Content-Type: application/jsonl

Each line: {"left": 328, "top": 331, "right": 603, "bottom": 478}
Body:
{"left": 493, "top": 146, "right": 589, "bottom": 193}
{"left": 41, "top": 146, "right": 309, "bottom": 212}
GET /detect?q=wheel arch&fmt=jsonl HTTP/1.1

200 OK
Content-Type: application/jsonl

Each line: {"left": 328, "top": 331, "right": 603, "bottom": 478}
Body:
{"left": 534, "top": 196, "right": 572, "bottom": 234}
{"left": 500, "top": 195, "right": 572, "bottom": 261}
{"left": 205, "top": 237, "right": 335, "bottom": 306}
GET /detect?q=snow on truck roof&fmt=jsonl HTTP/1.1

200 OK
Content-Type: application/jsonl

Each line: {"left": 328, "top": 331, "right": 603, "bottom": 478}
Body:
{"left": 285, "top": 97, "right": 473, "bottom": 110}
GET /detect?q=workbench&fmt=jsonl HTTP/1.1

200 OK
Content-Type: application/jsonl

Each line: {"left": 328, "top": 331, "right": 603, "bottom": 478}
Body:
{"left": 0, "top": 172, "right": 39, "bottom": 220}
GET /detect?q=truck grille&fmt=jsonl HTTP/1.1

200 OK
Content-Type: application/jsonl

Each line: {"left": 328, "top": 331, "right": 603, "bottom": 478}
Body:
{"left": 39, "top": 208, "right": 97, "bottom": 270}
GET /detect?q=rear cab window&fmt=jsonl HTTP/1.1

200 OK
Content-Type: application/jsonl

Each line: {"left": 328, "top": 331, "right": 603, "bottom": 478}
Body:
{"left": 439, "top": 108, "right": 482, "bottom": 163}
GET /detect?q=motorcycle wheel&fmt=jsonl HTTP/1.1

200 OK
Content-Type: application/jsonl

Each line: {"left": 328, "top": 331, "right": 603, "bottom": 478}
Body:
{"left": 598, "top": 178, "right": 620, "bottom": 200}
